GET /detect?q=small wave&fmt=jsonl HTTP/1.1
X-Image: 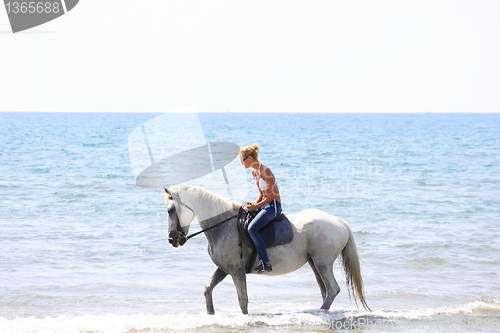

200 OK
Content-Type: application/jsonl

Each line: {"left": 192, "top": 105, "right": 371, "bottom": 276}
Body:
{"left": 416, "top": 179, "right": 443, "bottom": 186}
{"left": 0, "top": 300, "right": 498, "bottom": 333}
{"left": 32, "top": 168, "right": 50, "bottom": 173}
{"left": 363, "top": 299, "right": 500, "bottom": 320}
{"left": 0, "top": 312, "right": 332, "bottom": 333}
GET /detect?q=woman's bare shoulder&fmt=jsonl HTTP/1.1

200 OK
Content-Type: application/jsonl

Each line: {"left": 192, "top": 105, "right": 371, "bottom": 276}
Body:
{"left": 261, "top": 164, "right": 275, "bottom": 179}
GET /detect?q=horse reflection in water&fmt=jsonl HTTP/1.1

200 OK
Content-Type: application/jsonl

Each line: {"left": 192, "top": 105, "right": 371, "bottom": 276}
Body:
{"left": 164, "top": 185, "right": 370, "bottom": 314}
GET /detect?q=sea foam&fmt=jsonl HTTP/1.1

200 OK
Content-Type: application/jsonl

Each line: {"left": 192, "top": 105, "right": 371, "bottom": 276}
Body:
{"left": 1, "top": 300, "right": 498, "bottom": 333}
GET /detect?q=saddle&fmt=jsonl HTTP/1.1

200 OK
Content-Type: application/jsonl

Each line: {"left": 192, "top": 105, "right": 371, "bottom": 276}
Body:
{"left": 237, "top": 207, "right": 294, "bottom": 273}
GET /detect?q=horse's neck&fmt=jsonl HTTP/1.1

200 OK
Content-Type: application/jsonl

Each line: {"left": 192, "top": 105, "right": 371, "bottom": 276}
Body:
{"left": 197, "top": 204, "right": 238, "bottom": 230}
{"left": 186, "top": 190, "right": 239, "bottom": 246}
{"left": 181, "top": 188, "right": 243, "bottom": 270}
{"left": 183, "top": 189, "right": 237, "bottom": 228}
{"left": 197, "top": 207, "right": 237, "bottom": 229}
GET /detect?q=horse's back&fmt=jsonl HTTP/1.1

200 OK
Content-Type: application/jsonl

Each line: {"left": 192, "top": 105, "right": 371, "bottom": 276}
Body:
{"left": 287, "top": 209, "right": 349, "bottom": 254}
{"left": 288, "top": 209, "right": 348, "bottom": 232}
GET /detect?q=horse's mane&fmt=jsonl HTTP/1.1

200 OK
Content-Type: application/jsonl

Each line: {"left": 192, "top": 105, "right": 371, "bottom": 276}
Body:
{"left": 173, "top": 185, "right": 242, "bottom": 219}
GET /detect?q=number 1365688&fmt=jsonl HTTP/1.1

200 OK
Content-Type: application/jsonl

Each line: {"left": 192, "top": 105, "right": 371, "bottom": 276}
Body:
{"left": 5, "top": 2, "right": 60, "bottom": 14}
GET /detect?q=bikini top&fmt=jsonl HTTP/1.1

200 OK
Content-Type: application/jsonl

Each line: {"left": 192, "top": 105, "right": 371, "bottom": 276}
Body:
{"left": 255, "top": 163, "right": 278, "bottom": 191}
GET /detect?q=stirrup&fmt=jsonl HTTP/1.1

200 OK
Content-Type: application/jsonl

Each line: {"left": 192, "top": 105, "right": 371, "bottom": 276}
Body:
{"left": 254, "top": 259, "right": 272, "bottom": 272}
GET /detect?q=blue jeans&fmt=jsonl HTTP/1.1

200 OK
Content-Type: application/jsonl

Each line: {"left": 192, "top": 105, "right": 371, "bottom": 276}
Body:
{"left": 248, "top": 200, "right": 282, "bottom": 263}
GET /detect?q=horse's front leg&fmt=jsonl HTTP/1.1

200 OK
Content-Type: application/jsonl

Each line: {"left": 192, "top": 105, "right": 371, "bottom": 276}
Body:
{"left": 204, "top": 267, "right": 228, "bottom": 315}
{"left": 231, "top": 271, "right": 249, "bottom": 314}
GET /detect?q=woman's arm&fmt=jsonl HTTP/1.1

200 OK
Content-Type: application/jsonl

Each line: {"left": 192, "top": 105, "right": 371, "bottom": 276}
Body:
{"left": 247, "top": 169, "right": 263, "bottom": 210}
{"left": 253, "top": 166, "right": 278, "bottom": 208}
{"left": 255, "top": 191, "right": 263, "bottom": 203}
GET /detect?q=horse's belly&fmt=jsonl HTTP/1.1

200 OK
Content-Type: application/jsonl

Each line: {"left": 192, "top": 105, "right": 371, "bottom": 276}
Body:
{"left": 264, "top": 241, "right": 309, "bottom": 275}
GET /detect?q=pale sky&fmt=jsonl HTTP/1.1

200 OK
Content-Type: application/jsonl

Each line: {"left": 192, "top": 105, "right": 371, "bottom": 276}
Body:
{"left": 1, "top": 0, "right": 499, "bottom": 113}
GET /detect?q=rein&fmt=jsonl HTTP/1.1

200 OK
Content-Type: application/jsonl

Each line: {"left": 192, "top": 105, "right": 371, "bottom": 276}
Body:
{"left": 169, "top": 191, "right": 245, "bottom": 242}
{"left": 186, "top": 211, "right": 244, "bottom": 241}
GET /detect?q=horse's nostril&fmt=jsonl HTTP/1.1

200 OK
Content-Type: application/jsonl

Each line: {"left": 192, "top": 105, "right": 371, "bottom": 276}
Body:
{"left": 168, "top": 238, "right": 173, "bottom": 244}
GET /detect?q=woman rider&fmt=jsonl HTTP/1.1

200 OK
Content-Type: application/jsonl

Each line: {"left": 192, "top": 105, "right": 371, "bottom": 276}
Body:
{"left": 239, "top": 144, "right": 282, "bottom": 273}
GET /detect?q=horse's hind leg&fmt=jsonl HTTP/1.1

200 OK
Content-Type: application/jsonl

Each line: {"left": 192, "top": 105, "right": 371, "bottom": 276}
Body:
{"left": 204, "top": 267, "right": 228, "bottom": 315}
{"left": 314, "top": 261, "right": 340, "bottom": 310}
{"left": 308, "top": 258, "right": 326, "bottom": 302}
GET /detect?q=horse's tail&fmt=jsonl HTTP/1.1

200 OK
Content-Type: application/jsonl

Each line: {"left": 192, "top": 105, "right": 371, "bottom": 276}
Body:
{"left": 339, "top": 219, "right": 371, "bottom": 311}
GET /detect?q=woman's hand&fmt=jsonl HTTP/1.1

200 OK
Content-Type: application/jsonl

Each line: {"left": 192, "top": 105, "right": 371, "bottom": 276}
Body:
{"left": 246, "top": 202, "right": 258, "bottom": 211}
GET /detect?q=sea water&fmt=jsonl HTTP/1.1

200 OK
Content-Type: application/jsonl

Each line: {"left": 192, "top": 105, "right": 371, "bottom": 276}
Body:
{"left": 0, "top": 112, "right": 499, "bottom": 333}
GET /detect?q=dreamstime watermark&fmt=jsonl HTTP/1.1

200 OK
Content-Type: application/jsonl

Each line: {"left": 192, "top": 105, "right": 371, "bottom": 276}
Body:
{"left": 279, "top": 164, "right": 380, "bottom": 180}
{"left": 128, "top": 108, "right": 248, "bottom": 205}
{"left": 277, "top": 164, "right": 379, "bottom": 198}
{"left": 286, "top": 317, "right": 499, "bottom": 331}
{"left": 3, "top": 0, "right": 79, "bottom": 33}
{"left": 321, "top": 317, "right": 499, "bottom": 330}
{"left": 128, "top": 108, "right": 381, "bottom": 203}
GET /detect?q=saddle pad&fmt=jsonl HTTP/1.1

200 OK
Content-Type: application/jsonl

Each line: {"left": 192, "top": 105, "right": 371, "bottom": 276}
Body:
{"left": 238, "top": 210, "right": 294, "bottom": 249}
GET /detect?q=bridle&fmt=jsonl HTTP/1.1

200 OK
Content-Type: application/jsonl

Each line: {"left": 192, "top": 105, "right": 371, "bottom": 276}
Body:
{"left": 167, "top": 191, "right": 245, "bottom": 244}
{"left": 167, "top": 192, "right": 195, "bottom": 246}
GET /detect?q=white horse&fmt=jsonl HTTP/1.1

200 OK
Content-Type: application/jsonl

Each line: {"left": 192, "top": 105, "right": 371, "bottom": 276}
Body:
{"left": 164, "top": 185, "right": 369, "bottom": 314}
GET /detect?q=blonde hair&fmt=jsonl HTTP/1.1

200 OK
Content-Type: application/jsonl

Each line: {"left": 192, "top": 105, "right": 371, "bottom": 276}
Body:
{"left": 239, "top": 144, "right": 260, "bottom": 161}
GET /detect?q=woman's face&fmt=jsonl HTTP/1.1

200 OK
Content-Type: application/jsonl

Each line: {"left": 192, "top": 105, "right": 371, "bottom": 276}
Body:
{"left": 240, "top": 154, "right": 252, "bottom": 168}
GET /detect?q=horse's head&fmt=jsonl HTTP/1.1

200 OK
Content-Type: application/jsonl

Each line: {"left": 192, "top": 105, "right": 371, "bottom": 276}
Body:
{"left": 164, "top": 187, "right": 195, "bottom": 247}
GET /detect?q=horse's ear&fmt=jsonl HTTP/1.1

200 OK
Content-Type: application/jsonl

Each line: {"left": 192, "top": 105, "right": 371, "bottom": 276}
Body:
{"left": 163, "top": 186, "right": 173, "bottom": 200}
